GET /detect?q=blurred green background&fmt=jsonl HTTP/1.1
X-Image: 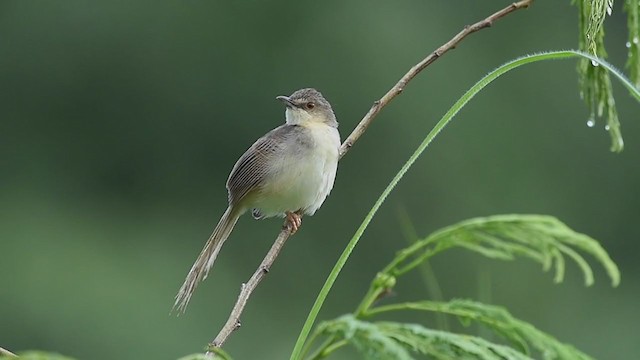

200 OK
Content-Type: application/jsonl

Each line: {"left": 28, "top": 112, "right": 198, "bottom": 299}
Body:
{"left": 1, "top": 1, "right": 638, "bottom": 359}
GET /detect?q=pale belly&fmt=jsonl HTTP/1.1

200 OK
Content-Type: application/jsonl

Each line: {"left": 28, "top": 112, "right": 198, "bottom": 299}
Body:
{"left": 252, "top": 125, "right": 339, "bottom": 218}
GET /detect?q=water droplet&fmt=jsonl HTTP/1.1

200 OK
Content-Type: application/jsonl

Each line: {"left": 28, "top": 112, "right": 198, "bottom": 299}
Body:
{"left": 587, "top": 119, "right": 595, "bottom": 127}
{"left": 607, "top": 6, "right": 612, "bottom": 16}
{"left": 591, "top": 60, "right": 599, "bottom": 67}
{"left": 634, "top": 37, "right": 639, "bottom": 44}
{"left": 605, "top": 124, "right": 610, "bottom": 131}
{"left": 626, "top": 41, "right": 632, "bottom": 48}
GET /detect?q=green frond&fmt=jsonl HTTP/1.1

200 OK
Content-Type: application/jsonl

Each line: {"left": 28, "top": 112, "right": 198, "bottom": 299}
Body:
{"left": 625, "top": 0, "right": 640, "bottom": 86}
{"left": 573, "top": 0, "right": 623, "bottom": 151}
{"left": 319, "top": 315, "right": 533, "bottom": 360}
{"left": 368, "top": 299, "right": 593, "bottom": 360}
{"left": 318, "top": 316, "right": 413, "bottom": 359}
{"left": 386, "top": 215, "right": 620, "bottom": 287}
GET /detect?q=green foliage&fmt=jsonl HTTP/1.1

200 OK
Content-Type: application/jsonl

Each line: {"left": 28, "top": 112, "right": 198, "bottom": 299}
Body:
{"left": 626, "top": 0, "right": 640, "bottom": 85}
{"left": 318, "top": 315, "right": 533, "bottom": 360}
{"left": 381, "top": 215, "right": 620, "bottom": 287}
{"left": 572, "top": 0, "right": 640, "bottom": 152}
{"left": 355, "top": 214, "right": 620, "bottom": 320}
{"left": 305, "top": 215, "right": 620, "bottom": 360}
{"left": 368, "top": 300, "right": 593, "bottom": 360}
{"left": 578, "top": 0, "right": 612, "bottom": 55}
{"left": 303, "top": 215, "right": 619, "bottom": 360}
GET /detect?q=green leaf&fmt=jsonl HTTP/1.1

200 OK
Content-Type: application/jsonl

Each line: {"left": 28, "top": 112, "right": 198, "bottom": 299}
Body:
{"left": 320, "top": 315, "right": 533, "bottom": 360}
{"left": 319, "top": 316, "right": 413, "bottom": 359}
{"left": 624, "top": 0, "right": 640, "bottom": 86}
{"left": 573, "top": 0, "right": 623, "bottom": 151}
{"left": 368, "top": 299, "right": 593, "bottom": 360}
{"left": 386, "top": 215, "right": 620, "bottom": 288}
{"left": 380, "top": 323, "right": 532, "bottom": 360}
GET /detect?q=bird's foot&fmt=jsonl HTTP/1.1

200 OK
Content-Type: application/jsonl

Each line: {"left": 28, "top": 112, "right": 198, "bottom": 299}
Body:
{"left": 285, "top": 211, "right": 303, "bottom": 234}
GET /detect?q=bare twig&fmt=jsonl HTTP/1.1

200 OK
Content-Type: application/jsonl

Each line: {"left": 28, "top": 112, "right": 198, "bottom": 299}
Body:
{"left": 207, "top": 225, "right": 293, "bottom": 353}
{"left": 207, "top": 0, "right": 533, "bottom": 356}
{"left": 339, "top": 0, "right": 533, "bottom": 158}
{"left": 0, "top": 346, "right": 17, "bottom": 358}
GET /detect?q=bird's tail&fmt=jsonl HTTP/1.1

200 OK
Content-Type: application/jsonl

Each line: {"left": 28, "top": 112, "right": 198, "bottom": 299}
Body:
{"left": 173, "top": 206, "right": 240, "bottom": 313}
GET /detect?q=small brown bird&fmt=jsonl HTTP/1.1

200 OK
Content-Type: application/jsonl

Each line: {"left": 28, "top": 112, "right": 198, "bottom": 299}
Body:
{"left": 174, "top": 88, "right": 340, "bottom": 312}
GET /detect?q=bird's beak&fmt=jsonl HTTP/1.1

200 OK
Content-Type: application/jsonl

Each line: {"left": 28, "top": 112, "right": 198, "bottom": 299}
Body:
{"left": 276, "top": 95, "right": 296, "bottom": 108}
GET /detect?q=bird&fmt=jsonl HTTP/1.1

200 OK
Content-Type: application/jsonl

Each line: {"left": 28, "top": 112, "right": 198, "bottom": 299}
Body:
{"left": 173, "top": 88, "right": 341, "bottom": 313}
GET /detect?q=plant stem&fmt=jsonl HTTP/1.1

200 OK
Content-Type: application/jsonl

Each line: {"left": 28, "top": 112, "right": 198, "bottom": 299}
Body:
{"left": 207, "top": 225, "right": 294, "bottom": 354}
{"left": 309, "top": 340, "right": 348, "bottom": 360}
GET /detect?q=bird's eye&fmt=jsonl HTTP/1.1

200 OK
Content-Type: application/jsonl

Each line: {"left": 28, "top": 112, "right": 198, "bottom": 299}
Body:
{"left": 305, "top": 102, "right": 315, "bottom": 109}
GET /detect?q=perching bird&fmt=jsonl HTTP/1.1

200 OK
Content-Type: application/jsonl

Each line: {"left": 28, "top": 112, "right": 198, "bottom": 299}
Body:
{"left": 173, "top": 88, "right": 340, "bottom": 313}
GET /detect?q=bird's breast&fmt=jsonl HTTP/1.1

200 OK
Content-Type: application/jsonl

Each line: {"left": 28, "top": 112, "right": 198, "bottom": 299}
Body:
{"left": 255, "top": 123, "right": 340, "bottom": 217}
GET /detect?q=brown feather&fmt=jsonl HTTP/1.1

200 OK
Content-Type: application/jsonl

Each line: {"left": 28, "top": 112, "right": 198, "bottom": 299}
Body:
{"left": 226, "top": 125, "right": 302, "bottom": 205}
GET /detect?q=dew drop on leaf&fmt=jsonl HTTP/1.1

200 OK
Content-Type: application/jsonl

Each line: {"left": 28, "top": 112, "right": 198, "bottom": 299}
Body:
{"left": 587, "top": 119, "right": 595, "bottom": 128}
{"left": 626, "top": 41, "right": 632, "bottom": 48}
{"left": 591, "top": 60, "right": 599, "bottom": 67}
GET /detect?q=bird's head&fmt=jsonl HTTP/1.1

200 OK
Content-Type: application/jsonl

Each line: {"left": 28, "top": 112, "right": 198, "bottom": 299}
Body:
{"left": 277, "top": 88, "right": 338, "bottom": 128}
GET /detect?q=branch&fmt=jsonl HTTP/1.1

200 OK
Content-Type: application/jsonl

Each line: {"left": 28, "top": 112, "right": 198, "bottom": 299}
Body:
{"left": 339, "top": 0, "right": 533, "bottom": 158}
{"left": 207, "top": 226, "right": 293, "bottom": 353}
{"left": 207, "top": 0, "right": 533, "bottom": 356}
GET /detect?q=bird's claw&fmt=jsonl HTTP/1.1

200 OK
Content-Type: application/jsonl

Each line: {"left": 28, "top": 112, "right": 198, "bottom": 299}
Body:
{"left": 285, "top": 211, "right": 302, "bottom": 234}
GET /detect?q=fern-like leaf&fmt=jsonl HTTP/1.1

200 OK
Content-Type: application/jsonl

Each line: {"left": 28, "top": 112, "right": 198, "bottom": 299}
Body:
{"left": 573, "top": 0, "right": 623, "bottom": 151}
{"left": 319, "top": 315, "right": 534, "bottom": 360}
{"left": 368, "top": 299, "right": 593, "bottom": 360}
{"left": 386, "top": 215, "right": 620, "bottom": 288}
{"left": 625, "top": 0, "right": 640, "bottom": 86}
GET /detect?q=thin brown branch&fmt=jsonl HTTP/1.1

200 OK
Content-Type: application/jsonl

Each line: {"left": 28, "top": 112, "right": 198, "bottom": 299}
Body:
{"left": 0, "top": 346, "right": 17, "bottom": 358}
{"left": 206, "top": 225, "right": 294, "bottom": 355}
{"left": 207, "top": 0, "right": 533, "bottom": 356}
{"left": 339, "top": 0, "right": 533, "bottom": 158}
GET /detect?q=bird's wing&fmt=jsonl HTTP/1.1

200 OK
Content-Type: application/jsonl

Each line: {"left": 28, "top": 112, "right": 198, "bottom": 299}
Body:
{"left": 226, "top": 125, "right": 295, "bottom": 205}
